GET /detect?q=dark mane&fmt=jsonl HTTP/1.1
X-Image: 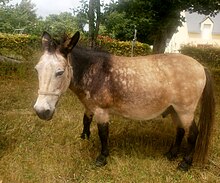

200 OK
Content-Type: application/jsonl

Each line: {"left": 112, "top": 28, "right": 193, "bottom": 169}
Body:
{"left": 70, "top": 46, "right": 112, "bottom": 94}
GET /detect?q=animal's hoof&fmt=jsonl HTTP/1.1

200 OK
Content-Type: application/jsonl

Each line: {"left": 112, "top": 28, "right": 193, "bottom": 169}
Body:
{"left": 177, "top": 161, "right": 191, "bottom": 171}
{"left": 80, "top": 132, "right": 90, "bottom": 139}
{"left": 95, "top": 154, "right": 107, "bottom": 167}
{"left": 80, "top": 133, "right": 86, "bottom": 139}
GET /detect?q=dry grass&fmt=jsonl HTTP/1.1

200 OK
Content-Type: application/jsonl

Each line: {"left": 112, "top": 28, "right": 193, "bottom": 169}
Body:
{"left": 0, "top": 60, "right": 220, "bottom": 183}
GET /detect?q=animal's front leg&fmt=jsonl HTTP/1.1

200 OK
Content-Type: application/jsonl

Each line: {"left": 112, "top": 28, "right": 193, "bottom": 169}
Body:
{"left": 81, "top": 112, "right": 93, "bottom": 139}
{"left": 96, "top": 122, "right": 109, "bottom": 167}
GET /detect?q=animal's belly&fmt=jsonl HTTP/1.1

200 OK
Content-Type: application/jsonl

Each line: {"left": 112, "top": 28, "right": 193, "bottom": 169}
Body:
{"left": 110, "top": 104, "right": 168, "bottom": 121}
{"left": 109, "top": 84, "right": 171, "bottom": 120}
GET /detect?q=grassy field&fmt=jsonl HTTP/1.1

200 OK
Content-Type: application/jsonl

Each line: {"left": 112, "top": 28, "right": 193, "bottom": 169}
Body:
{"left": 0, "top": 56, "right": 220, "bottom": 183}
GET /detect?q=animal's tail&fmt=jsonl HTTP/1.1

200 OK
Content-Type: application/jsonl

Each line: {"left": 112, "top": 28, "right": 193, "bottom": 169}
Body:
{"left": 194, "top": 68, "right": 215, "bottom": 163}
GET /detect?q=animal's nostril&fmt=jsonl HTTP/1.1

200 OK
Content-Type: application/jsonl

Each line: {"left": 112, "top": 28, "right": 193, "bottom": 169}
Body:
{"left": 45, "top": 109, "right": 51, "bottom": 116}
{"left": 34, "top": 107, "right": 53, "bottom": 121}
{"left": 42, "top": 109, "right": 52, "bottom": 120}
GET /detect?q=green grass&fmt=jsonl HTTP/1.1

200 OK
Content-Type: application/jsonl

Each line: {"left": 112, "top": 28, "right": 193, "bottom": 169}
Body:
{"left": 0, "top": 60, "right": 220, "bottom": 183}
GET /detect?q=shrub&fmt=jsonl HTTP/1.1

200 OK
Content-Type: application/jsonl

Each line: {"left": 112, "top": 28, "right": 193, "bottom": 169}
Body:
{"left": 0, "top": 33, "right": 40, "bottom": 61}
{"left": 180, "top": 46, "right": 220, "bottom": 68}
{"left": 0, "top": 33, "right": 40, "bottom": 79}
{"left": 96, "top": 35, "right": 152, "bottom": 56}
{"left": 0, "top": 33, "right": 152, "bottom": 62}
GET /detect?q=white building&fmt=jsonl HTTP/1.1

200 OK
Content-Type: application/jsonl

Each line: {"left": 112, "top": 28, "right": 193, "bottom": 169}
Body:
{"left": 166, "top": 11, "right": 220, "bottom": 53}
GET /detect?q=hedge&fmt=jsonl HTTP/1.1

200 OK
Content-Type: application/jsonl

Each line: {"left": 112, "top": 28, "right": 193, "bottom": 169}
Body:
{"left": 180, "top": 45, "right": 220, "bottom": 68}
{"left": 96, "top": 35, "right": 152, "bottom": 56}
{"left": 0, "top": 33, "right": 151, "bottom": 61}
{"left": 0, "top": 33, "right": 40, "bottom": 61}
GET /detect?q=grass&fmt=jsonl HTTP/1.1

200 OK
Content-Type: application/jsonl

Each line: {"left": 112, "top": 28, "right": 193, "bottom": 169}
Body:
{"left": 0, "top": 58, "right": 220, "bottom": 183}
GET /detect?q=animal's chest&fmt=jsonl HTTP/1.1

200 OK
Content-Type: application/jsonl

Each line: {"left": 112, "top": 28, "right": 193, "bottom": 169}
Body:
{"left": 78, "top": 81, "right": 113, "bottom": 112}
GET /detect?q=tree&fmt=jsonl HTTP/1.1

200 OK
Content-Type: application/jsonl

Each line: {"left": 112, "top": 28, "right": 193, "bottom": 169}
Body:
{"left": 74, "top": 0, "right": 101, "bottom": 47}
{"left": 88, "top": 0, "right": 101, "bottom": 48}
{"left": 105, "top": 0, "right": 220, "bottom": 53}
{"left": 0, "top": 0, "right": 38, "bottom": 34}
{"left": 74, "top": 0, "right": 89, "bottom": 33}
{"left": 43, "top": 12, "right": 77, "bottom": 36}
{"left": 14, "top": 0, "right": 37, "bottom": 33}
{"left": 102, "top": 2, "right": 135, "bottom": 40}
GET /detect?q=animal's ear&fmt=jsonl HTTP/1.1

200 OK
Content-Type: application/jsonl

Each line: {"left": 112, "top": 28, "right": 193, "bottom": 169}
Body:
{"left": 42, "top": 31, "right": 52, "bottom": 51}
{"left": 66, "top": 31, "right": 80, "bottom": 52}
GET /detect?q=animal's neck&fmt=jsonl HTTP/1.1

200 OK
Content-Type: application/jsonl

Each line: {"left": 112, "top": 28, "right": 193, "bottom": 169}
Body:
{"left": 70, "top": 48, "right": 94, "bottom": 87}
{"left": 69, "top": 47, "right": 112, "bottom": 97}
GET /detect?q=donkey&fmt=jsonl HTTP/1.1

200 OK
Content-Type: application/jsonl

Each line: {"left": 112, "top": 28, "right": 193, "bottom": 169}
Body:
{"left": 34, "top": 31, "right": 215, "bottom": 171}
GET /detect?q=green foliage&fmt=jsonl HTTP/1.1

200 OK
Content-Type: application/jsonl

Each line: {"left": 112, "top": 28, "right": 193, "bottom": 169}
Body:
{"left": 0, "top": 33, "right": 40, "bottom": 61}
{"left": 96, "top": 35, "right": 151, "bottom": 56}
{"left": 0, "top": 0, "right": 80, "bottom": 36}
{"left": 180, "top": 46, "right": 220, "bottom": 68}
{"left": 42, "top": 13, "right": 78, "bottom": 36}
{"left": 102, "top": 11, "right": 135, "bottom": 41}
{"left": 74, "top": 0, "right": 89, "bottom": 33}
{"left": 103, "top": 0, "right": 220, "bottom": 53}
{"left": 0, "top": 0, "right": 38, "bottom": 34}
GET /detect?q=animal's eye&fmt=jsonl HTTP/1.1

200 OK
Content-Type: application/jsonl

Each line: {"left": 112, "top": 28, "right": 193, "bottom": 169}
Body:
{"left": 55, "top": 70, "right": 65, "bottom": 77}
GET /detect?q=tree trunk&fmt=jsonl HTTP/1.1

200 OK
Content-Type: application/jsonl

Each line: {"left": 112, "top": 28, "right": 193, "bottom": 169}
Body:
{"left": 94, "top": 0, "right": 100, "bottom": 42}
{"left": 153, "top": 30, "right": 167, "bottom": 54}
{"left": 88, "top": 0, "right": 101, "bottom": 48}
{"left": 88, "top": 0, "right": 95, "bottom": 48}
{"left": 88, "top": 0, "right": 100, "bottom": 48}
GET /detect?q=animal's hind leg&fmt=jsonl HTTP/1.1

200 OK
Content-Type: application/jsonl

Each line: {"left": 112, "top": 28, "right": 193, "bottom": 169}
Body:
{"left": 178, "top": 119, "right": 198, "bottom": 171}
{"left": 165, "top": 127, "right": 185, "bottom": 160}
{"left": 165, "top": 109, "right": 185, "bottom": 160}
{"left": 81, "top": 111, "right": 93, "bottom": 139}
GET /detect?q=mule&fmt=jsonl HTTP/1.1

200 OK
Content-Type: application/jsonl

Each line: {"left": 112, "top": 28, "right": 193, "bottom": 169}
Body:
{"left": 34, "top": 31, "right": 215, "bottom": 171}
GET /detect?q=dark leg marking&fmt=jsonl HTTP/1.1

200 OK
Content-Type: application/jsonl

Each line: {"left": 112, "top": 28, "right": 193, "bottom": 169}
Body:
{"left": 178, "top": 120, "right": 198, "bottom": 171}
{"left": 165, "top": 127, "right": 185, "bottom": 160}
{"left": 81, "top": 113, "right": 93, "bottom": 139}
{"left": 96, "top": 122, "right": 109, "bottom": 167}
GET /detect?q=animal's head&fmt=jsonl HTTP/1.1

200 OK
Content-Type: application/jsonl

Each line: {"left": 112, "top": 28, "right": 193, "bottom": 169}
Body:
{"left": 34, "top": 31, "right": 80, "bottom": 120}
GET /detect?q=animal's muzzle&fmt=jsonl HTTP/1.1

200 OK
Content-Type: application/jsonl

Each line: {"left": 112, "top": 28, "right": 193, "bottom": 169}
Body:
{"left": 34, "top": 106, "right": 54, "bottom": 121}
{"left": 34, "top": 93, "right": 58, "bottom": 121}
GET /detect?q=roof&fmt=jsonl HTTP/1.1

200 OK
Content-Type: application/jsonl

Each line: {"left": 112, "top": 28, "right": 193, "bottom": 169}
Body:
{"left": 185, "top": 12, "right": 220, "bottom": 34}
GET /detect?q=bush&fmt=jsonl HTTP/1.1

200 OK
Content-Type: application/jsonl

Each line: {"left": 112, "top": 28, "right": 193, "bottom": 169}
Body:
{"left": 0, "top": 33, "right": 151, "bottom": 60}
{"left": 180, "top": 46, "right": 220, "bottom": 68}
{"left": 96, "top": 35, "right": 152, "bottom": 56}
{"left": 0, "top": 33, "right": 40, "bottom": 79}
{"left": 0, "top": 33, "right": 40, "bottom": 61}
